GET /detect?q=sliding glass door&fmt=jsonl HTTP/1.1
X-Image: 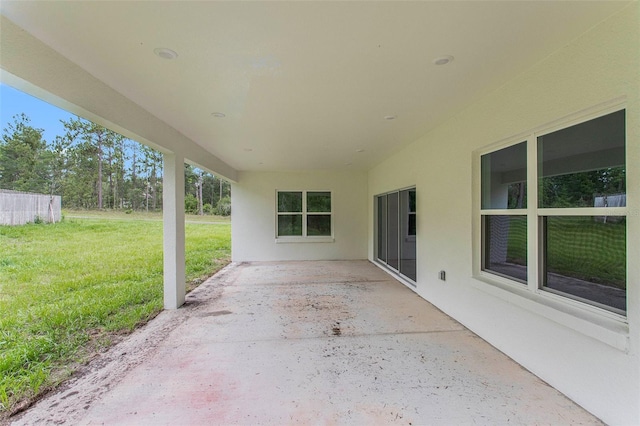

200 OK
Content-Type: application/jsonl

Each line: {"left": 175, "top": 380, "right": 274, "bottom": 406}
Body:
{"left": 376, "top": 196, "right": 387, "bottom": 262}
{"left": 387, "top": 192, "right": 400, "bottom": 270}
{"left": 376, "top": 188, "right": 416, "bottom": 282}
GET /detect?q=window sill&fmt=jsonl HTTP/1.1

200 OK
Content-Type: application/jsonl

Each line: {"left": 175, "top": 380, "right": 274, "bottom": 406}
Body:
{"left": 275, "top": 236, "right": 335, "bottom": 244}
{"left": 472, "top": 272, "right": 629, "bottom": 352}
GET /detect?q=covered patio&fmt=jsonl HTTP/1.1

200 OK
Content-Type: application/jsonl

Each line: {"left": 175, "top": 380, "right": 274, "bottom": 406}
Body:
{"left": 13, "top": 261, "right": 599, "bottom": 425}
{"left": 1, "top": 1, "right": 638, "bottom": 423}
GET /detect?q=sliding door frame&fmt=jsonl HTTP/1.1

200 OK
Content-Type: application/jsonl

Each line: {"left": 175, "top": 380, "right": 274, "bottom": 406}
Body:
{"left": 375, "top": 186, "right": 417, "bottom": 284}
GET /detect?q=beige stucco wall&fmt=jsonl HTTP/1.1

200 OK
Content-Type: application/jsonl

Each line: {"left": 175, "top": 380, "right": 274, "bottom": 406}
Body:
{"left": 232, "top": 170, "right": 368, "bottom": 261}
{"left": 368, "top": 4, "right": 640, "bottom": 425}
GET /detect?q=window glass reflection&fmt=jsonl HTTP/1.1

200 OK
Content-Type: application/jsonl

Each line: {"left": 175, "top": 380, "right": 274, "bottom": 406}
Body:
{"left": 400, "top": 189, "right": 417, "bottom": 281}
{"left": 277, "top": 214, "right": 302, "bottom": 236}
{"left": 387, "top": 192, "right": 399, "bottom": 270}
{"left": 481, "top": 142, "right": 527, "bottom": 210}
{"left": 482, "top": 215, "right": 527, "bottom": 283}
{"left": 543, "top": 216, "right": 626, "bottom": 312}
{"left": 538, "top": 110, "right": 625, "bottom": 208}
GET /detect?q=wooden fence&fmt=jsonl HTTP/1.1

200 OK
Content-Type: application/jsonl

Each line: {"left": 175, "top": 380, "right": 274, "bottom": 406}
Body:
{"left": 0, "top": 190, "right": 62, "bottom": 225}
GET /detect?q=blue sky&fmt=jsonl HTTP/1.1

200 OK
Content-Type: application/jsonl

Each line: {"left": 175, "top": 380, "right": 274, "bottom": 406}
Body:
{"left": 0, "top": 82, "right": 210, "bottom": 175}
{"left": 0, "top": 83, "right": 76, "bottom": 143}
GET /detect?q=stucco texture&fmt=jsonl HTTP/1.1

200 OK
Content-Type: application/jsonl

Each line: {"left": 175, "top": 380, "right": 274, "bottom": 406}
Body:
{"left": 367, "top": 5, "right": 639, "bottom": 425}
{"left": 232, "top": 170, "right": 368, "bottom": 261}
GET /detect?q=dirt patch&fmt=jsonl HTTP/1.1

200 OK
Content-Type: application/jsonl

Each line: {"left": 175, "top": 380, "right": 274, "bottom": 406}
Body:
{"left": 185, "top": 260, "right": 229, "bottom": 293}
{"left": 3, "top": 319, "right": 180, "bottom": 425}
{"left": 331, "top": 322, "right": 342, "bottom": 336}
{"left": 198, "top": 310, "right": 232, "bottom": 317}
{"left": 5, "top": 263, "right": 238, "bottom": 426}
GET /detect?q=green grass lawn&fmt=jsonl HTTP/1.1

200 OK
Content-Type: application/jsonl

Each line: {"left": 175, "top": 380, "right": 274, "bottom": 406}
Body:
{"left": 546, "top": 216, "right": 625, "bottom": 288}
{"left": 0, "top": 211, "right": 231, "bottom": 415}
{"left": 505, "top": 215, "right": 625, "bottom": 288}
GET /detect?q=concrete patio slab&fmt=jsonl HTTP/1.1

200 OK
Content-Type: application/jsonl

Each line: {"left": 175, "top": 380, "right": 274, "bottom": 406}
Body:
{"left": 11, "top": 261, "right": 601, "bottom": 425}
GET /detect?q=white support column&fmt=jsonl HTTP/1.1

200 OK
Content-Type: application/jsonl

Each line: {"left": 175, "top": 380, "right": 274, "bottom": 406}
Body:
{"left": 163, "top": 152, "right": 185, "bottom": 309}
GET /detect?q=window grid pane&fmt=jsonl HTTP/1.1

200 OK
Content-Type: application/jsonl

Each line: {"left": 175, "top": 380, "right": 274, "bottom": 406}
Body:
{"left": 307, "top": 215, "right": 331, "bottom": 236}
{"left": 538, "top": 110, "right": 625, "bottom": 209}
{"left": 482, "top": 215, "right": 527, "bottom": 283}
{"left": 307, "top": 192, "right": 331, "bottom": 212}
{"left": 542, "top": 216, "right": 626, "bottom": 312}
{"left": 481, "top": 142, "right": 527, "bottom": 210}
{"left": 278, "top": 192, "right": 302, "bottom": 213}
{"left": 277, "top": 214, "right": 303, "bottom": 236}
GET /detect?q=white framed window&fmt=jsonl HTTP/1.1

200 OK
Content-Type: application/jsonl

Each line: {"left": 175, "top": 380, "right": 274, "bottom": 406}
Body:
{"left": 480, "top": 141, "right": 528, "bottom": 284}
{"left": 476, "top": 106, "right": 627, "bottom": 317}
{"left": 276, "top": 190, "right": 333, "bottom": 242}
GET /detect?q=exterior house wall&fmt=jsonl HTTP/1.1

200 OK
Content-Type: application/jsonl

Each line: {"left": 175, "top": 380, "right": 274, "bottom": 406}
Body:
{"left": 232, "top": 170, "right": 368, "bottom": 261}
{"left": 367, "top": 5, "right": 639, "bottom": 425}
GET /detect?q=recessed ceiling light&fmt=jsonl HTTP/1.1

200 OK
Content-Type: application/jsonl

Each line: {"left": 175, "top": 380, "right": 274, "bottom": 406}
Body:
{"left": 356, "top": 149, "right": 365, "bottom": 153}
{"left": 433, "top": 55, "right": 454, "bottom": 66}
{"left": 153, "top": 48, "right": 178, "bottom": 60}
{"left": 211, "top": 112, "right": 226, "bottom": 118}
{"left": 384, "top": 115, "right": 397, "bottom": 121}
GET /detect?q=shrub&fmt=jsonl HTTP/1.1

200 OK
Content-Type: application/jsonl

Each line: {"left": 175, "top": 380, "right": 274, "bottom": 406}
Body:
{"left": 184, "top": 194, "right": 198, "bottom": 214}
{"left": 215, "top": 196, "right": 231, "bottom": 216}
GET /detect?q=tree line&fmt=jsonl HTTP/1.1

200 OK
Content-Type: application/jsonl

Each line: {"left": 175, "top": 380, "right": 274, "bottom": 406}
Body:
{"left": 0, "top": 114, "right": 231, "bottom": 215}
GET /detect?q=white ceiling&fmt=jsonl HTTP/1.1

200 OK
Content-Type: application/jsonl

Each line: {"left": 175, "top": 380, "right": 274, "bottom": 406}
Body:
{"left": 0, "top": 1, "right": 629, "bottom": 172}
